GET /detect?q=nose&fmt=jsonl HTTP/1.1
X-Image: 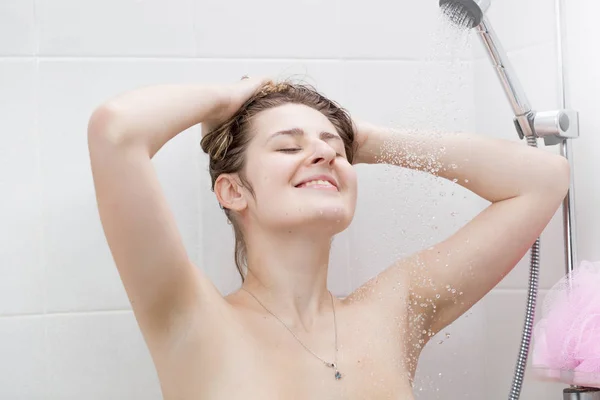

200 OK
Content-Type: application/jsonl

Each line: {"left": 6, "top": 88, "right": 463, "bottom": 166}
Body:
{"left": 309, "top": 140, "right": 336, "bottom": 166}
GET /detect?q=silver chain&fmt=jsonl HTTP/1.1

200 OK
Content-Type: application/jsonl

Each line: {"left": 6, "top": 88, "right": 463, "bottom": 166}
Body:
{"left": 240, "top": 287, "right": 340, "bottom": 373}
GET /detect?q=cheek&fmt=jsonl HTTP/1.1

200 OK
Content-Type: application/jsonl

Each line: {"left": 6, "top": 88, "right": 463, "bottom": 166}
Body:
{"left": 342, "top": 167, "right": 358, "bottom": 192}
{"left": 247, "top": 161, "right": 295, "bottom": 201}
{"left": 259, "top": 156, "right": 298, "bottom": 186}
{"left": 245, "top": 152, "right": 280, "bottom": 185}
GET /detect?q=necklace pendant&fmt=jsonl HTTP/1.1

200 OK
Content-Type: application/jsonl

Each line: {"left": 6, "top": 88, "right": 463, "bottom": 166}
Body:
{"left": 326, "top": 362, "right": 342, "bottom": 380}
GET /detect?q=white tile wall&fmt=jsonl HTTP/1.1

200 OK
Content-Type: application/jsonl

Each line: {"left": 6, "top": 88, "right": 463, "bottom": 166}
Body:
{"left": 2, "top": 0, "right": 593, "bottom": 398}
{"left": 0, "top": 60, "right": 44, "bottom": 316}
{"left": 0, "top": 316, "right": 47, "bottom": 399}
{"left": 45, "top": 311, "right": 162, "bottom": 400}
{"left": 0, "top": 0, "right": 36, "bottom": 55}
{"left": 36, "top": 0, "right": 196, "bottom": 56}
{"left": 193, "top": 0, "right": 342, "bottom": 59}
{"left": 340, "top": 0, "right": 474, "bottom": 61}
{"left": 243, "top": 60, "right": 345, "bottom": 100}
{"left": 472, "top": 0, "right": 557, "bottom": 59}
{"left": 565, "top": 0, "right": 600, "bottom": 264}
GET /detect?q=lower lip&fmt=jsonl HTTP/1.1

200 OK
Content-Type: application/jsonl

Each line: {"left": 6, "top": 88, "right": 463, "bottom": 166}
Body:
{"left": 296, "top": 184, "right": 338, "bottom": 191}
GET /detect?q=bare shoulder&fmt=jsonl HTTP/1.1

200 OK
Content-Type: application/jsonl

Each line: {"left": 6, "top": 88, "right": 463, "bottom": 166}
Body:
{"left": 342, "top": 272, "right": 412, "bottom": 333}
{"left": 343, "top": 268, "right": 411, "bottom": 313}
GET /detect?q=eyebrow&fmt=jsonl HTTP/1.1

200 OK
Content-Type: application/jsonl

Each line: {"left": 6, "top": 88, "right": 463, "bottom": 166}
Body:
{"left": 267, "top": 128, "right": 342, "bottom": 143}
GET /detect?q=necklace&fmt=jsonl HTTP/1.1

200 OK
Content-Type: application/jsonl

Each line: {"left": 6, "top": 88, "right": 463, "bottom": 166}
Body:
{"left": 240, "top": 287, "right": 343, "bottom": 380}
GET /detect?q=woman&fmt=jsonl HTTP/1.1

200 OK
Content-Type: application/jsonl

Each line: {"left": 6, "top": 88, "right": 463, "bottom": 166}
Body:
{"left": 87, "top": 76, "right": 570, "bottom": 399}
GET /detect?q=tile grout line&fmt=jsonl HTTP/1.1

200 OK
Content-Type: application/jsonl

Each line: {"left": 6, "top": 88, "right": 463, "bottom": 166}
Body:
{"left": 0, "top": 55, "right": 476, "bottom": 63}
{"left": 0, "top": 42, "right": 553, "bottom": 63}
{"left": 190, "top": 0, "right": 198, "bottom": 59}
{"left": 31, "top": 0, "right": 44, "bottom": 317}
{"left": 31, "top": 0, "right": 51, "bottom": 389}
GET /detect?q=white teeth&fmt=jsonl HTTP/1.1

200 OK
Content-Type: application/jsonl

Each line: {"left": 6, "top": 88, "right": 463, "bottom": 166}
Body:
{"left": 302, "top": 179, "right": 334, "bottom": 187}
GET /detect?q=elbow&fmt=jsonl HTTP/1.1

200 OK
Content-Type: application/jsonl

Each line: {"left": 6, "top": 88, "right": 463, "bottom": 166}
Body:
{"left": 540, "top": 154, "right": 571, "bottom": 197}
{"left": 87, "top": 103, "right": 128, "bottom": 146}
{"left": 554, "top": 155, "right": 571, "bottom": 194}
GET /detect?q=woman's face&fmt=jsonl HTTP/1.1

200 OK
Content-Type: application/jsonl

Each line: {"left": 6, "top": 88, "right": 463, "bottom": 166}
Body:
{"left": 241, "top": 103, "right": 357, "bottom": 235}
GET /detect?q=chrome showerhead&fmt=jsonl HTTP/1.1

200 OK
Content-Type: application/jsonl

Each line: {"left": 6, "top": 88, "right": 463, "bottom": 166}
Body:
{"left": 439, "top": 0, "right": 491, "bottom": 28}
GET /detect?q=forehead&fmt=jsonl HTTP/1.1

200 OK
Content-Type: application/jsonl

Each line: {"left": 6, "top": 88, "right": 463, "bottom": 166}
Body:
{"left": 250, "top": 103, "right": 338, "bottom": 139}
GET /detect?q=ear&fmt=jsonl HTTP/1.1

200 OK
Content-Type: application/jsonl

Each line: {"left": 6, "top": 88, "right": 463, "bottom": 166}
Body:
{"left": 214, "top": 173, "right": 248, "bottom": 212}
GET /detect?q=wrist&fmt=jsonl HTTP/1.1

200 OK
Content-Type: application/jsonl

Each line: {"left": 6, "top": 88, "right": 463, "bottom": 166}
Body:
{"left": 353, "top": 121, "right": 385, "bottom": 165}
{"left": 209, "top": 84, "right": 234, "bottom": 120}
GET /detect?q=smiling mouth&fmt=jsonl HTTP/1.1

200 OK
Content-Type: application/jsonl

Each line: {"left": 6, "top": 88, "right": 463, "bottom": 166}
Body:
{"left": 295, "top": 180, "right": 339, "bottom": 191}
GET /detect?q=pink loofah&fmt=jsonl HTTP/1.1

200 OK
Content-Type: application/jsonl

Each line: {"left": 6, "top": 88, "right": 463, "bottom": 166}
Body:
{"left": 532, "top": 260, "right": 600, "bottom": 387}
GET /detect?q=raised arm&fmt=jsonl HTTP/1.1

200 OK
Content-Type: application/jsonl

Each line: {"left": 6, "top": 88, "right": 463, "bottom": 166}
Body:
{"left": 350, "top": 121, "right": 570, "bottom": 351}
{"left": 87, "top": 78, "right": 269, "bottom": 344}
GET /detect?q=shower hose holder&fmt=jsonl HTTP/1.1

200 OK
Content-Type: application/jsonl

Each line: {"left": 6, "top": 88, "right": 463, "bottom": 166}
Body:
{"left": 514, "top": 109, "right": 579, "bottom": 145}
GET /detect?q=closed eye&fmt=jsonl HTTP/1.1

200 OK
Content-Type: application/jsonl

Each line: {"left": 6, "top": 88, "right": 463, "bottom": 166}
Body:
{"left": 278, "top": 148, "right": 345, "bottom": 157}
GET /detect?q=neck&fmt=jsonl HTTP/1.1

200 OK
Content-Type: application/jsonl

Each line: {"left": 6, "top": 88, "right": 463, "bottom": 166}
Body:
{"left": 241, "top": 227, "right": 335, "bottom": 333}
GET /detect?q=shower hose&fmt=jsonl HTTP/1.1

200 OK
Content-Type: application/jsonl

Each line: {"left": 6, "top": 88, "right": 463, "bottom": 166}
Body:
{"left": 508, "top": 134, "right": 541, "bottom": 400}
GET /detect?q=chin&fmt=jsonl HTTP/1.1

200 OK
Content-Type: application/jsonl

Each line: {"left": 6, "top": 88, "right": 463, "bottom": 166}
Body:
{"left": 266, "top": 207, "right": 352, "bottom": 235}
{"left": 263, "top": 195, "right": 355, "bottom": 231}
{"left": 307, "top": 206, "right": 354, "bottom": 234}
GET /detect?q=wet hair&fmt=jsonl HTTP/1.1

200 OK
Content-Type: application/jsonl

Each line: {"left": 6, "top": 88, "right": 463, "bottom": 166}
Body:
{"left": 200, "top": 80, "right": 357, "bottom": 282}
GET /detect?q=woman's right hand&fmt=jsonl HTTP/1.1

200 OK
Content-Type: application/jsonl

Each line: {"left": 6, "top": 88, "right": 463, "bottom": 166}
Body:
{"left": 202, "top": 76, "right": 272, "bottom": 136}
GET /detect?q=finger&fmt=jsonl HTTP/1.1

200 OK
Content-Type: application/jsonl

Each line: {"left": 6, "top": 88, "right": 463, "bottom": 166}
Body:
{"left": 237, "top": 75, "right": 270, "bottom": 85}
{"left": 237, "top": 76, "right": 272, "bottom": 95}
